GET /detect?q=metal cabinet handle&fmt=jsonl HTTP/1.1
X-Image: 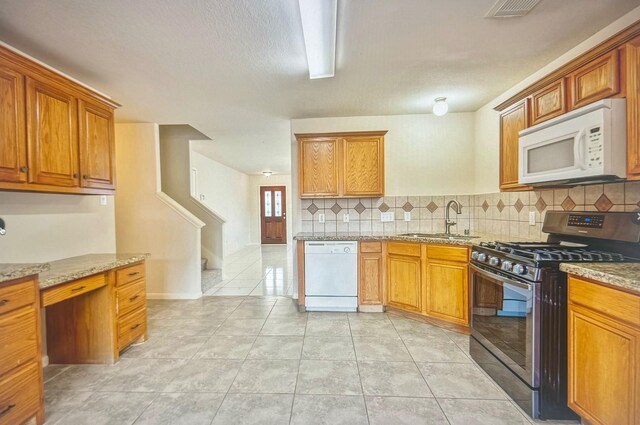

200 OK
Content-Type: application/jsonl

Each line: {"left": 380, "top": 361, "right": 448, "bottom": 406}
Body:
{"left": 127, "top": 272, "right": 140, "bottom": 277}
{"left": 129, "top": 295, "right": 140, "bottom": 302}
{"left": 20, "top": 166, "right": 28, "bottom": 173}
{"left": 0, "top": 299, "right": 8, "bottom": 307}
{"left": 73, "top": 173, "right": 78, "bottom": 178}
{"left": 83, "top": 175, "right": 88, "bottom": 179}
{"left": 0, "top": 404, "right": 16, "bottom": 417}
{"left": 71, "top": 286, "right": 86, "bottom": 292}
{"left": 130, "top": 324, "right": 141, "bottom": 330}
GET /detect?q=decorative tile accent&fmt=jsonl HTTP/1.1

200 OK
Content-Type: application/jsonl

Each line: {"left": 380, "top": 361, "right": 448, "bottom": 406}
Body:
{"left": 402, "top": 202, "right": 414, "bottom": 212}
{"left": 594, "top": 194, "right": 614, "bottom": 212}
{"left": 378, "top": 203, "right": 390, "bottom": 213}
{"left": 426, "top": 202, "right": 438, "bottom": 213}
{"left": 354, "top": 202, "right": 366, "bottom": 215}
{"left": 535, "top": 197, "right": 547, "bottom": 213}
{"left": 481, "top": 201, "right": 489, "bottom": 212}
{"left": 514, "top": 199, "right": 524, "bottom": 213}
{"left": 561, "top": 196, "right": 576, "bottom": 211}
{"left": 330, "top": 203, "right": 342, "bottom": 215}
{"left": 307, "top": 203, "right": 319, "bottom": 215}
{"left": 497, "top": 200, "right": 505, "bottom": 212}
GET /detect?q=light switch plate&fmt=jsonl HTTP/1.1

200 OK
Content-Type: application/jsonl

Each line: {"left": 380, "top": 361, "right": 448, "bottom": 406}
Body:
{"left": 381, "top": 212, "right": 395, "bottom": 222}
{"left": 99, "top": 195, "right": 107, "bottom": 206}
{"left": 319, "top": 213, "right": 325, "bottom": 223}
{"left": 343, "top": 213, "right": 349, "bottom": 223}
{"left": 404, "top": 211, "right": 411, "bottom": 221}
{"left": 529, "top": 211, "right": 536, "bottom": 225}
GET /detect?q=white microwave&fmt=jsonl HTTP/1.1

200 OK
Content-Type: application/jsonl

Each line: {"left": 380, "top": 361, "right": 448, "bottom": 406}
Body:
{"left": 518, "top": 99, "right": 627, "bottom": 186}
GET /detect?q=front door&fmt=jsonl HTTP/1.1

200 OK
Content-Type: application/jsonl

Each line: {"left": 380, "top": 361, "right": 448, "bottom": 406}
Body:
{"left": 260, "top": 186, "right": 287, "bottom": 244}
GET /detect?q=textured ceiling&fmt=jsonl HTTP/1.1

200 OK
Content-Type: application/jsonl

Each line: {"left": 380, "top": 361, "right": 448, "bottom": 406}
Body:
{"left": 0, "top": 0, "right": 638, "bottom": 174}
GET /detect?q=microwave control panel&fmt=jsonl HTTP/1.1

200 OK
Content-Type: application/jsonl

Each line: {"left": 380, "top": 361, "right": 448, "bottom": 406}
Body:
{"left": 586, "top": 126, "right": 603, "bottom": 168}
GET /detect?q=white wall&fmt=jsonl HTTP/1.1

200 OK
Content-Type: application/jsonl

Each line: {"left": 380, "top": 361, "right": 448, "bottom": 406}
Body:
{"left": 115, "top": 123, "right": 204, "bottom": 299}
{"left": 190, "top": 150, "right": 252, "bottom": 256}
{"left": 0, "top": 192, "right": 115, "bottom": 262}
{"left": 473, "top": 6, "right": 640, "bottom": 193}
{"left": 248, "top": 174, "right": 293, "bottom": 245}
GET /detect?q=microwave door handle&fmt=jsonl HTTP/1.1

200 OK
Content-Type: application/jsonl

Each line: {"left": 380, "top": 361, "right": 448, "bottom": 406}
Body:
{"left": 574, "top": 130, "right": 587, "bottom": 170}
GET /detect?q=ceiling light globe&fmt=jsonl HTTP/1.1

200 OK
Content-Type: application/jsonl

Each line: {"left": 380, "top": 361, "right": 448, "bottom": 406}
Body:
{"left": 262, "top": 171, "right": 273, "bottom": 177}
{"left": 433, "top": 97, "right": 448, "bottom": 116}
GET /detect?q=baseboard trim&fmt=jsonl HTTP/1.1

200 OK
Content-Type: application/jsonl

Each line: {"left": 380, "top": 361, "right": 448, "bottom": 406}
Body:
{"left": 358, "top": 304, "right": 385, "bottom": 313}
{"left": 42, "top": 355, "right": 49, "bottom": 367}
{"left": 147, "top": 292, "right": 203, "bottom": 300}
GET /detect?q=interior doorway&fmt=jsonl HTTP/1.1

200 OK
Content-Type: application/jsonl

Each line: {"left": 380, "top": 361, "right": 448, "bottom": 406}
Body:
{"left": 260, "top": 186, "right": 287, "bottom": 244}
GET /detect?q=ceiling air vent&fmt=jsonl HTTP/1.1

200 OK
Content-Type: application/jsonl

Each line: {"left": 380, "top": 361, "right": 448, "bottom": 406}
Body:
{"left": 485, "top": 0, "right": 541, "bottom": 18}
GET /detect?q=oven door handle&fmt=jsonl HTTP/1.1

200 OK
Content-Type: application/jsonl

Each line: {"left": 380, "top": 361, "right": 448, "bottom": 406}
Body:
{"left": 470, "top": 264, "right": 533, "bottom": 291}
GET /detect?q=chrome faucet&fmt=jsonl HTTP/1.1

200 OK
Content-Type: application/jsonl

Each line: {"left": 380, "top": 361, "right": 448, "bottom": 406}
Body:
{"left": 444, "top": 200, "right": 462, "bottom": 235}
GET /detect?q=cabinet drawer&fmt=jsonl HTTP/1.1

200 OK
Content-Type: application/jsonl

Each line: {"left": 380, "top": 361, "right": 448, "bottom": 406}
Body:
{"left": 0, "top": 362, "right": 40, "bottom": 425}
{"left": 116, "top": 263, "right": 145, "bottom": 287}
{"left": 0, "top": 280, "right": 36, "bottom": 316}
{"left": 360, "top": 241, "right": 382, "bottom": 253}
{"left": 117, "top": 279, "right": 146, "bottom": 318}
{"left": 387, "top": 242, "right": 421, "bottom": 257}
{"left": 118, "top": 308, "right": 146, "bottom": 351}
{"left": 40, "top": 273, "right": 105, "bottom": 307}
{"left": 0, "top": 307, "right": 38, "bottom": 377}
{"left": 426, "top": 245, "right": 468, "bottom": 263}
{"left": 569, "top": 276, "right": 640, "bottom": 328}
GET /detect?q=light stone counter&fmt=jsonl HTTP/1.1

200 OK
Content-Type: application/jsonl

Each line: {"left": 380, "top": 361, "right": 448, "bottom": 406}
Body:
{"left": 560, "top": 262, "right": 640, "bottom": 295}
{"left": 0, "top": 263, "right": 50, "bottom": 284}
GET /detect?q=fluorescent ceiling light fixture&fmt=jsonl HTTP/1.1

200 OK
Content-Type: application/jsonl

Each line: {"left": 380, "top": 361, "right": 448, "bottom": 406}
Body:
{"left": 262, "top": 171, "right": 273, "bottom": 177}
{"left": 433, "top": 97, "right": 449, "bottom": 116}
{"left": 298, "top": 0, "right": 337, "bottom": 79}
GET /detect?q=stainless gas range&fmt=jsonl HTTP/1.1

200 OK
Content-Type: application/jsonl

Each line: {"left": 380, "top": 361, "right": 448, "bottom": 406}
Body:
{"left": 469, "top": 211, "right": 640, "bottom": 420}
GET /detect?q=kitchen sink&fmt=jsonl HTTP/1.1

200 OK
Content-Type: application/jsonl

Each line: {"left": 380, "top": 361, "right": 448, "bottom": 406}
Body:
{"left": 398, "top": 233, "right": 480, "bottom": 240}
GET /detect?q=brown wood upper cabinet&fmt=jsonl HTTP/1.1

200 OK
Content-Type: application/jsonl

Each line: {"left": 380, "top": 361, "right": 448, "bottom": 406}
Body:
{"left": 626, "top": 36, "right": 640, "bottom": 180}
{"left": 499, "top": 100, "right": 529, "bottom": 191}
{"left": 530, "top": 79, "right": 566, "bottom": 126}
{"left": 297, "top": 131, "right": 386, "bottom": 198}
{"left": 569, "top": 50, "right": 620, "bottom": 110}
{"left": 0, "top": 45, "right": 119, "bottom": 194}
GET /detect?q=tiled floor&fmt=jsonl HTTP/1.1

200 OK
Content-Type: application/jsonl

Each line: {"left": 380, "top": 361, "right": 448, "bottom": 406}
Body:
{"left": 43, "top": 245, "right": 578, "bottom": 424}
{"left": 203, "top": 245, "right": 294, "bottom": 297}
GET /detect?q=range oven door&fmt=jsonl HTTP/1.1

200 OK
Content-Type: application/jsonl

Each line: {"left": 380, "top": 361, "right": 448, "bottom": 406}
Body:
{"left": 470, "top": 263, "right": 539, "bottom": 388}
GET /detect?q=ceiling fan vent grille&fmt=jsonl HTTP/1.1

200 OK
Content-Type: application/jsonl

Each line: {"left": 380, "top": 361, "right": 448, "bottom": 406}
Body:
{"left": 485, "top": 0, "right": 541, "bottom": 18}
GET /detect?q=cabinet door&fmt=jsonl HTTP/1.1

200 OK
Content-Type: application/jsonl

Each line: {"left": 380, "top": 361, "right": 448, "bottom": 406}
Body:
{"left": 569, "top": 50, "right": 620, "bottom": 110}
{"left": 530, "top": 79, "right": 566, "bottom": 126}
{"left": 298, "top": 138, "right": 339, "bottom": 197}
{"left": 26, "top": 77, "right": 78, "bottom": 187}
{"left": 0, "top": 65, "right": 27, "bottom": 183}
{"left": 499, "top": 99, "right": 529, "bottom": 191}
{"left": 424, "top": 259, "right": 469, "bottom": 325}
{"left": 568, "top": 304, "right": 639, "bottom": 425}
{"left": 387, "top": 254, "right": 421, "bottom": 312}
{"left": 359, "top": 251, "right": 383, "bottom": 305}
{"left": 343, "top": 136, "right": 384, "bottom": 197}
{"left": 626, "top": 37, "right": 640, "bottom": 180}
{"left": 79, "top": 99, "right": 115, "bottom": 189}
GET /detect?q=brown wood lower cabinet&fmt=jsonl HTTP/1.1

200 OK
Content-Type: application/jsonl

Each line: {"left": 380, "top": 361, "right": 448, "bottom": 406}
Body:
{"left": 0, "top": 277, "right": 43, "bottom": 425}
{"left": 423, "top": 258, "right": 469, "bottom": 326}
{"left": 358, "top": 242, "right": 384, "bottom": 306}
{"left": 386, "top": 242, "right": 422, "bottom": 312}
{"left": 567, "top": 275, "right": 640, "bottom": 425}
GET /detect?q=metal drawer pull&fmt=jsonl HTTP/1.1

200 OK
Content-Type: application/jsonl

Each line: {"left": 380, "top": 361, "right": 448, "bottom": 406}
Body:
{"left": 129, "top": 295, "right": 140, "bottom": 302}
{"left": 127, "top": 272, "right": 140, "bottom": 277}
{"left": 71, "top": 286, "right": 86, "bottom": 292}
{"left": 0, "top": 299, "right": 9, "bottom": 307}
{"left": 0, "top": 404, "right": 16, "bottom": 417}
{"left": 130, "top": 324, "right": 141, "bottom": 330}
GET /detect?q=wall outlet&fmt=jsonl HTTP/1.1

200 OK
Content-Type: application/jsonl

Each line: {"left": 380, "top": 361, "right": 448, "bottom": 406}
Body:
{"left": 404, "top": 211, "right": 411, "bottom": 221}
{"left": 529, "top": 211, "right": 536, "bottom": 225}
{"left": 318, "top": 213, "right": 325, "bottom": 223}
{"left": 343, "top": 213, "right": 349, "bottom": 223}
{"left": 199, "top": 194, "right": 205, "bottom": 201}
{"left": 380, "top": 212, "right": 395, "bottom": 222}
{"left": 99, "top": 195, "right": 107, "bottom": 206}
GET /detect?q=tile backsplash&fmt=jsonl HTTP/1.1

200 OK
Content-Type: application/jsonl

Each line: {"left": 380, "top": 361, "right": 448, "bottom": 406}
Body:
{"left": 299, "top": 181, "right": 640, "bottom": 241}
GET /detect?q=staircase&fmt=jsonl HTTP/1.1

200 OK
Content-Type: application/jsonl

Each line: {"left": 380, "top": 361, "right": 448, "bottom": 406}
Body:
{"left": 201, "top": 257, "right": 222, "bottom": 294}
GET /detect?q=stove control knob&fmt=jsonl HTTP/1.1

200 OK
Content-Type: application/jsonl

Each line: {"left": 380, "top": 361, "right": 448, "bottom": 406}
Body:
{"left": 489, "top": 256, "right": 500, "bottom": 267}
{"left": 501, "top": 261, "right": 513, "bottom": 272}
{"left": 513, "top": 264, "right": 527, "bottom": 275}
{"left": 471, "top": 251, "right": 479, "bottom": 260}
{"left": 477, "top": 253, "right": 487, "bottom": 262}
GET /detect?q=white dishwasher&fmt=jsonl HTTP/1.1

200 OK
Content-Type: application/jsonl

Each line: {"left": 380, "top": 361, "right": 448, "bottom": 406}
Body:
{"left": 304, "top": 241, "right": 358, "bottom": 312}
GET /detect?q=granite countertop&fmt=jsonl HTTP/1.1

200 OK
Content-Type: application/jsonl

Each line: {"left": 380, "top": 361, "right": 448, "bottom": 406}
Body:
{"left": 0, "top": 263, "right": 51, "bottom": 284}
{"left": 560, "top": 262, "right": 640, "bottom": 295}
{"left": 293, "top": 232, "right": 526, "bottom": 246}
{"left": 39, "top": 254, "right": 148, "bottom": 289}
